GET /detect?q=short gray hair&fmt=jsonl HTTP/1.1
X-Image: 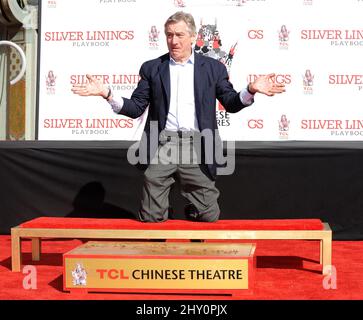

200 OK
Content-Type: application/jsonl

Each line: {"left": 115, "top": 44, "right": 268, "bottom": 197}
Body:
{"left": 164, "top": 11, "right": 196, "bottom": 35}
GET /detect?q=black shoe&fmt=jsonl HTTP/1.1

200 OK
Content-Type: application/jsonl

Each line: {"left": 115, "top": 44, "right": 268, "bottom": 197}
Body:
{"left": 184, "top": 203, "right": 199, "bottom": 221}
{"left": 168, "top": 206, "right": 175, "bottom": 219}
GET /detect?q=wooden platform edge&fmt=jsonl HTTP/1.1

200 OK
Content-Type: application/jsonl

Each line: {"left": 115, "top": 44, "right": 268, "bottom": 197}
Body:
{"left": 10, "top": 222, "right": 333, "bottom": 275}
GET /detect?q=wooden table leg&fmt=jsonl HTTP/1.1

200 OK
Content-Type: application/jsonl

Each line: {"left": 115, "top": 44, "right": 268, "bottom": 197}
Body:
{"left": 31, "top": 238, "right": 41, "bottom": 261}
{"left": 11, "top": 228, "right": 22, "bottom": 272}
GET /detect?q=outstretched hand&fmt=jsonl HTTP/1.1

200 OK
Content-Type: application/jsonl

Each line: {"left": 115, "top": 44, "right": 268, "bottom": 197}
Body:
{"left": 71, "top": 74, "right": 109, "bottom": 98}
{"left": 249, "top": 73, "right": 286, "bottom": 96}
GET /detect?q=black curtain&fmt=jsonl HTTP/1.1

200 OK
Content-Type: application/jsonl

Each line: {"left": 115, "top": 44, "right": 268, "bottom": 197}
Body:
{"left": 1, "top": 141, "right": 362, "bottom": 239}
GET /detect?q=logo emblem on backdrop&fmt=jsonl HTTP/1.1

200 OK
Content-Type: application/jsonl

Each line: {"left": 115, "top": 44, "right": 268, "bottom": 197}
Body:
{"left": 279, "top": 25, "right": 290, "bottom": 49}
{"left": 194, "top": 19, "right": 237, "bottom": 75}
{"left": 47, "top": 0, "right": 57, "bottom": 8}
{"left": 149, "top": 25, "right": 160, "bottom": 50}
{"left": 174, "top": 0, "right": 186, "bottom": 7}
{"left": 71, "top": 263, "right": 87, "bottom": 286}
{"left": 194, "top": 19, "right": 238, "bottom": 114}
{"left": 45, "top": 70, "right": 56, "bottom": 95}
{"left": 303, "top": 0, "right": 313, "bottom": 5}
{"left": 303, "top": 69, "right": 314, "bottom": 94}
{"left": 279, "top": 114, "right": 290, "bottom": 139}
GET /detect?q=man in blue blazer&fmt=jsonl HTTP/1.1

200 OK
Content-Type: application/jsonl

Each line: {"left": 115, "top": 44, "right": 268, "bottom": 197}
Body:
{"left": 72, "top": 11, "right": 285, "bottom": 223}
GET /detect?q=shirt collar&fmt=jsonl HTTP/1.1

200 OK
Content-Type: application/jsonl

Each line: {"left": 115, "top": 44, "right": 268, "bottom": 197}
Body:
{"left": 170, "top": 51, "right": 194, "bottom": 66}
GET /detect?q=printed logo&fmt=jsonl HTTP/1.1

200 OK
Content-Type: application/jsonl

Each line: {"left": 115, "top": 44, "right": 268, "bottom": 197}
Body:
{"left": 71, "top": 263, "right": 87, "bottom": 286}
{"left": 195, "top": 18, "right": 238, "bottom": 113}
{"left": 303, "top": 0, "right": 313, "bottom": 5}
{"left": 248, "top": 119, "right": 264, "bottom": 129}
{"left": 247, "top": 74, "right": 292, "bottom": 85}
{"left": 44, "top": 30, "right": 134, "bottom": 48}
{"left": 174, "top": 0, "right": 186, "bottom": 7}
{"left": 301, "top": 29, "right": 363, "bottom": 47}
{"left": 149, "top": 25, "right": 160, "bottom": 50}
{"left": 303, "top": 69, "right": 314, "bottom": 95}
{"left": 329, "top": 74, "right": 363, "bottom": 91}
{"left": 47, "top": 0, "right": 56, "bottom": 8}
{"left": 216, "top": 110, "right": 231, "bottom": 127}
{"left": 278, "top": 114, "right": 290, "bottom": 139}
{"left": 301, "top": 119, "right": 363, "bottom": 137}
{"left": 46, "top": 70, "right": 56, "bottom": 95}
{"left": 248, "top": 29, "right": 264, "bottom": 40}
{"left": 43, "top": 117, "right": 134, "bottom": 136}
{"left": 70, "top": 73, "right": 140, "bottom": 92}
{"left": 279, "top": 25, "right": 290, "bottom": 50}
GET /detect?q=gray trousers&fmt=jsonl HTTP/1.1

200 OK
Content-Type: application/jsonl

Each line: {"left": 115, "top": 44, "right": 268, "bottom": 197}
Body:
{"left": 138, "top": 131, "right": 220, "bottom": 222}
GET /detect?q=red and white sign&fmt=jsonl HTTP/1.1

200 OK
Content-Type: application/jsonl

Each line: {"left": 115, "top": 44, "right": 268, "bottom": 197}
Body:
{"left": 38, "top": 0, "right": 363, "bottom": 141}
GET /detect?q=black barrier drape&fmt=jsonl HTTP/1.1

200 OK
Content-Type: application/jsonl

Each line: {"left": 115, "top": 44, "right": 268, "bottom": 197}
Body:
{"left": 0, "top": 141, "right": 363, "bottom": 239}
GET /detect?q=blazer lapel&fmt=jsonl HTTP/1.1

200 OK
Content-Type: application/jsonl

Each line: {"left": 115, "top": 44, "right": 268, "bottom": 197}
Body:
{"left": 159, "top": 56, "right": 171, "bottom": 113}
{"left": 194, "top": 53, "right": 205, "bottom": 127}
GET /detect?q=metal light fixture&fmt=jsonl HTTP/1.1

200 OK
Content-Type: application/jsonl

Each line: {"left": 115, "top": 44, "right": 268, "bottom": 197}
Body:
{"left": 0, "top": 40, "right": 26, "bottom": 84}
{"left": 0, "top": 0, "right": 29, "bottom": 26}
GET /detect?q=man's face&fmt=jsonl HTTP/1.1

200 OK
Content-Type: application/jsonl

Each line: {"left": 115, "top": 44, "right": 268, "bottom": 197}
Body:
{"left": 165, "top": 20, "right": 196, "bottom": 63}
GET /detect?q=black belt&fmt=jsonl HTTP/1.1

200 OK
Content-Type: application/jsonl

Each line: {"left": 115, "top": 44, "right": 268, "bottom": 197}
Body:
{"left": 163, "top": 130, "right": 197, "bottom": 139}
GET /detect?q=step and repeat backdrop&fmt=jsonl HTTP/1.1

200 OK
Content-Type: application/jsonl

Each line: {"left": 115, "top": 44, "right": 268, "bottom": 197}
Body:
{"left": 37, "top": 0, "right": 363, "bottom": 141}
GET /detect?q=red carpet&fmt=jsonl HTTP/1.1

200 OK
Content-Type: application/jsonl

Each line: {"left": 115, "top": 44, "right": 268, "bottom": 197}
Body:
{"left": 19, "top": 217, "right": 324, "bottom": 230}
{"left": 0, "top": 236, "right": 362, "bottom": 300}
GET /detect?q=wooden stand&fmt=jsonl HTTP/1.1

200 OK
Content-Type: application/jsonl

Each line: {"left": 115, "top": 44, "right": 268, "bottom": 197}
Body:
{"left": 10, "top": 218, "right": 332, "bottom": 275}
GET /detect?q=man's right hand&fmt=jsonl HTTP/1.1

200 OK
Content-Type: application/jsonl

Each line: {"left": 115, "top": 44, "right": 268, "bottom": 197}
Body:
{"left": 248, "top": 73, "right": 286, "bottom": 97}
{"left": 71, "top": 74, "right": 109, "bottom": 98}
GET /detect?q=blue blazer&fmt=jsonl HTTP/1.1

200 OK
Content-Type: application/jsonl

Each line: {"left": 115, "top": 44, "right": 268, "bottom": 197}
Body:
{"left": 119, "top": 52, "right": 250, "bottom": 179}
